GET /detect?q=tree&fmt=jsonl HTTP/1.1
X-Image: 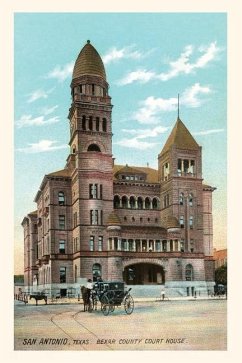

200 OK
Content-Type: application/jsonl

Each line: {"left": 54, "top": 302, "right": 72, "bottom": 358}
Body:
{"left": 215, "top": 264, "right": 227, "bottom": 286}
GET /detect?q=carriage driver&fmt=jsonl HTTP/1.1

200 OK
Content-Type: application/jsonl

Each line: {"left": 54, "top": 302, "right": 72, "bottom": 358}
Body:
{"left": 86, "top": 278, "right": 93, "bottom": 301}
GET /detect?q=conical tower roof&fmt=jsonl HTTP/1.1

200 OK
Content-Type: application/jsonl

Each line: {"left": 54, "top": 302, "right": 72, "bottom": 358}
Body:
{"left": 72, "top": 40, "right": 106, "bottom": 80}
{"left": 161, "top": 118, "right": 200, "bottom": 154}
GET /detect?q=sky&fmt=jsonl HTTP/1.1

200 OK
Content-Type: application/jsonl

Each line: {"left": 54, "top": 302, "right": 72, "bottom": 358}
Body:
{"left": 14, "top": 13, "right": 227, "bottom": 274}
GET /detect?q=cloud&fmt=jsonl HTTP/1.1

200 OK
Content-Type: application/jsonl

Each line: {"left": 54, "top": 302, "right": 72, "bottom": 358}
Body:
{"left": 118, "top": 41, "right": 221, "bottom": 85}
{"left": 27, "top": 88, "right": 55, "bottom": 103}
{"left": 118, "top": 69, "right": 156, "bottom": 86}
{"left": 27, "top": 89, "right": 49, "bottom": 103}
{"left": 41, "top": 105, "right": 59, "bottom": 116}
{"left": 181, "top": 83, "right": 211, "bottom": 107}
{"left": 103, "top": 45, "right": 153, "bottom": 65}
{"left": 114, "top": 125, "right": 169, "bottom": 150}
{"left": 15, "top": 114, "right": 60, "bottom": 128}
{"left": 115, "top": 137, "right": 157, "bottom": 150}
{"left": 47, "top": 61, "right": 74, "bottom": 82}
{"left": 192, "top": 129, "right": 224, "bottom": 136}
{"left": 17, "top": 140, "right": 68, "bottom": 153}
{"left": 122, "top": 125, "right": 170, "bottom": 139}
{"left": 133, "top": 96, "right": 177, "bottom": 124}
{"left": 133, "top": 83, "right": 211, "bottom": 124}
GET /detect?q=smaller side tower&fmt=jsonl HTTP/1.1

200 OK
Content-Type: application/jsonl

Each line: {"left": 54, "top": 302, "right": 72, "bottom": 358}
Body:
{"left": 158, "top": 118, "right": 203, "bottom": 254}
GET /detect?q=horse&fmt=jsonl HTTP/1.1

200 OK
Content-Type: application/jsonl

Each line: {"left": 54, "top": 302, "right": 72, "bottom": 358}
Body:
{"left": 29, "top": 292, "right": 48, "bottom": 306}
{"left": 80, "top": 286, "right": 97, "bottom": 312}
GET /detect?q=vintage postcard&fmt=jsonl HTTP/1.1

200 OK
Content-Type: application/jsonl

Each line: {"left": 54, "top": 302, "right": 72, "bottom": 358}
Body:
{"left": 1, "top": 1, "right": 242, "bottom": 362}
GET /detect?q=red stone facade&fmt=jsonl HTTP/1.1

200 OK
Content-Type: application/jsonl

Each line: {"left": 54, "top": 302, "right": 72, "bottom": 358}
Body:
{"left": 22, "top": 41, "right": 216, "bottom": 297}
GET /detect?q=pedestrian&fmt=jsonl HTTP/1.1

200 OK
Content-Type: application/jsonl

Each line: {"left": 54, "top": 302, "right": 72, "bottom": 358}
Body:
{"left": 161, "top": 289, "right": 165, "bottom": 300}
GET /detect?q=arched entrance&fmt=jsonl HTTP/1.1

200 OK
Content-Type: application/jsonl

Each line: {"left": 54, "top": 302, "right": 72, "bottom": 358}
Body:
{"left": 123, "top": 263, "right": 165, "bottom": 285}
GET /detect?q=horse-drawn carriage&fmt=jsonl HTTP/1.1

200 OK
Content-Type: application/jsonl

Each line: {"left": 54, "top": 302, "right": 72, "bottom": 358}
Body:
{"left": 29, "top": 291, "right": 48, "bottom": 305}
{"left": 81, "top": 281, "right": 134, "bottom": 316}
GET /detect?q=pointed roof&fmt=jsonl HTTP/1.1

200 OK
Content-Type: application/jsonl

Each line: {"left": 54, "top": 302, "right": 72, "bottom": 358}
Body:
{"left": 116, "top": 164, "right": 145, "bottom": 175}
{"left": 161, "top": 118, "right": 200, "bottom": 154}
{"left": 47, "top": 168, "right": 71, "bottom": 178}
{"left": 72, "top": 40, "right": 106, "bottom": 80}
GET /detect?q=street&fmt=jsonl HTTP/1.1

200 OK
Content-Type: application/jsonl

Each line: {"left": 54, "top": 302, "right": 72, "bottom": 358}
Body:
{"left": 14, "top": 299, "right": 226, "bottom": 351}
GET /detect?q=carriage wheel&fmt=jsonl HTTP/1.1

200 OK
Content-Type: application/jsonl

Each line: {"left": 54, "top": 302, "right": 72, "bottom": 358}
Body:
{"left": 110, "top": 304, "right": 115, "bottom": 313}
{"left": 101, "top": 295, "right": 110, "bottom": 316}
{"left": 124, "top": 295, "right": 134, "bottom": 315}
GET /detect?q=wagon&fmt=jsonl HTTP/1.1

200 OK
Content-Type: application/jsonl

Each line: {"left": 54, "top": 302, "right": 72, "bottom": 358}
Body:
{"left": 92, "top": 281, "right": 134, "bottom": 316}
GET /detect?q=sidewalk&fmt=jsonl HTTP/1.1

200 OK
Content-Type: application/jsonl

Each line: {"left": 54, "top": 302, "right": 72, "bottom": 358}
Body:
{"left": 14, "top": 295, "right": 226, "bottom": 306}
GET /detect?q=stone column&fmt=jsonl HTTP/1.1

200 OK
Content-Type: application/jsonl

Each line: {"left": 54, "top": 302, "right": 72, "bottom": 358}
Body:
{"left": 146, "top": 240, "right": 149, "bottom": 251}
{"left": 167, "top": 240, "right": 170, "bottom": 252}
{"left": 111, "top": 238, "right": 115, "bottom": 251}
{"left": 178, "top": 240, "right": 181, "bottom": 251}
{"left": 140, "top": 240, "right": 142, "bottom": 252}
{"left": 181, "top": 159, "right": 184, "bottom": 174}
{"left": 132, "top": 240, "right": 136, "bottom": 252}
{"left": 135, "top": 198, "right": 138, "bottom": 209}
{"left": 117, "top": 238, "right": 122, "bottom": 251}
{"left": 153, "top": 240, "right": 156, "bottom": 252}
{"left": 108, "top": 238, "right": 111, "bottom": 251}
{"left": 188, "top": 159, "right": 191, "bottom": 173}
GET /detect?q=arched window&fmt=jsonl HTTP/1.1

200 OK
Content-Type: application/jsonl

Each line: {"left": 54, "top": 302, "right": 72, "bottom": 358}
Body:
{"left": 137, "top": 197, "right": 143, "bottom": 209}
{"left": 87, "top": 144, "right": 101, "bottom": 152}
{"left": 121, "top": 196, "right": 128, "bottom": 208}
{"left": 58, "top": 192, "right": 65, "bottom": 206}
{"left": 179, "top": 192, "right": 184, "bottom": 205}
{"left": 130, "top": 196, "right": 135, "bottom": 209}
{"left": 189, "top": 193, "right": 193, "bottom": 206}
{"left": 102, "top": 118, "right": 107, "bottom": 132}
{"left": 91, "top": 84, "right": 95, "bottom": 96}
{"left": 145, "top": 197, "right": 151, "bottom": 209}
{"left": 152, "top": 197, "right": 158, "bottom": 209}
{"left": 96, "top": 117, "right": 100, "bottom": 131}
{"left": 88, "top": 116, "right": 93, "bottom": 130}
{"left": 92, "top": 263, "right": 102, "bottom": 282}
{"left": 185, "top": 264, "right": 194, "bottom": 281}
{"left": 82, "top": 115, "right": 86, "bottom": 130}
{"left": 113, "top": 195, "right": 120, "bottom": 208}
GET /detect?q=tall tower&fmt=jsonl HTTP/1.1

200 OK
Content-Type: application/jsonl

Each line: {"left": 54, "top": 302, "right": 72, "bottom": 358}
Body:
{"left": 66, "top": 41, "right": 114, "bottom": 280}
{"left": 158, "top": 118, "right": 204, "bottom": 254}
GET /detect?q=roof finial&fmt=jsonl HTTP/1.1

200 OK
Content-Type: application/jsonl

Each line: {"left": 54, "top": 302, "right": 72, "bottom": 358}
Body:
{"left": 178, "top": 93, "right": 180, "bottom": 119}
{"left": 87, "top": 40, "right": 90, "bottom": 44}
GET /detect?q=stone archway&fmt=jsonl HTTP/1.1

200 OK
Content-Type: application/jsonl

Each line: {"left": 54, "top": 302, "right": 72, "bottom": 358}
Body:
{"left": 123, "top": 263, "right": 165, "bottom": 285}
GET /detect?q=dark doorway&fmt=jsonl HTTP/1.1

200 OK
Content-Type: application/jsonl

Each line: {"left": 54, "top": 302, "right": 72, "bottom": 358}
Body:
{"left": 123, "top": 263, "right": 165, "bottom": 285}
{"left": 60, "top": 288, "right": 67, "bottom": 297}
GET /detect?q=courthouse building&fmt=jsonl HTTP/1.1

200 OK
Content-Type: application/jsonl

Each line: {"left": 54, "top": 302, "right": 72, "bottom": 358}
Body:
{"left": 22, "top": 41, "right": 216, "bottom": 297}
